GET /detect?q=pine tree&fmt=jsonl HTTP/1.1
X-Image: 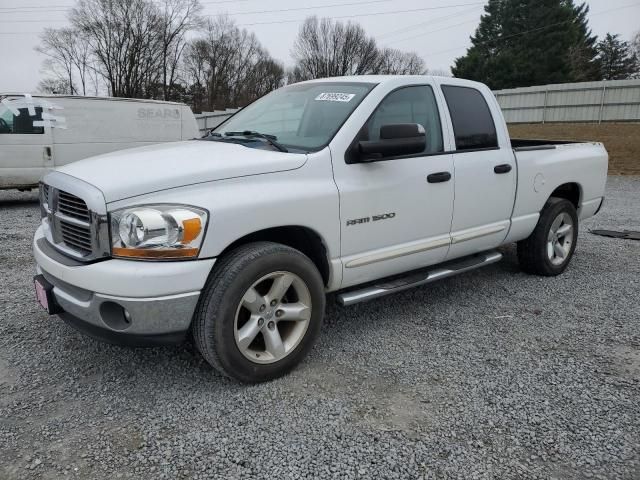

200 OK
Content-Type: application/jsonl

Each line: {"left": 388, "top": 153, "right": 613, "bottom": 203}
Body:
{"left": 451, "top": 0, "right": 601, "bottom": 89}
{"left": 597, "top": 33, "right": 639, "bottom": 80}
{"left": 633, "top": 31, "right": 640, "bottom": 79}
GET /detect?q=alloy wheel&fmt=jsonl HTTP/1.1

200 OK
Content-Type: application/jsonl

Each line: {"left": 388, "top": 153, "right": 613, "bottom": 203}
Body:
{"left": 547, "top": 212, "right": 574, "bottom": 266}
{"left": 234, "top": 271, "right": 312, "bottom": 364}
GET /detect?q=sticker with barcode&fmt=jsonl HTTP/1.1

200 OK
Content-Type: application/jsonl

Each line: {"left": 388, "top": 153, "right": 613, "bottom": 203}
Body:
{"left": 315, "top": 92, "right": 356, "bottom": 102}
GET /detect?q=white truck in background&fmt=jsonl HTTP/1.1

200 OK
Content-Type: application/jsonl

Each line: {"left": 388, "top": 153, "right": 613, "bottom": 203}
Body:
{"left": 0, "top": 95, "right": 199, "bottom": 190}
{"left": 32, "top": 75, "right": 608, "bottom": 383}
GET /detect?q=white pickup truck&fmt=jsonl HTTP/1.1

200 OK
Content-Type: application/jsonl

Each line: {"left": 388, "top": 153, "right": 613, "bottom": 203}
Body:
{"left": 33, "top": 76, "right": 608, "bottom": 383}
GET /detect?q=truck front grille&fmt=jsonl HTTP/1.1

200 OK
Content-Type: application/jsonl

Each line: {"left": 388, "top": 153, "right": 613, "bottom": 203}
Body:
{"left": 42, "top": 184, "right": 50, "bottom": 205}
{"left": 59, "top": 219, "right": 93, "bottom": 254}
{"left": 40, "top": 180, "right": 110, "bottom": 262}
{"left": 57, "top": 191, "right": 91, "bottom": 222}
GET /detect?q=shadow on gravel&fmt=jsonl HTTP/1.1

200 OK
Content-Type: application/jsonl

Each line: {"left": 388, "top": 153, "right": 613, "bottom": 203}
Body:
{"left": 0, "top": 193, "right": 39, "bottom": 208}
{"left": 30, "top": 242, "right": 528, "bottom": 394}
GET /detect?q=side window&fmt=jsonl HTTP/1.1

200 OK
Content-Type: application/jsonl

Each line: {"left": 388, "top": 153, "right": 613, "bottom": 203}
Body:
{"left": 365, "top": 86, "right": 444, "bottom": 155}
{"left": 441, "top": 85, "right": 497, "bottom": 151}
{"left": 0, "top": 107, "right": 44, "bottom": 134}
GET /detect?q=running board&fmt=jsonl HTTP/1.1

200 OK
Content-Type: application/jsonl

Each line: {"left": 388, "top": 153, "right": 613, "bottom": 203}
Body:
{"left": 337, "top": 251, "right": 503, "bottom": 306}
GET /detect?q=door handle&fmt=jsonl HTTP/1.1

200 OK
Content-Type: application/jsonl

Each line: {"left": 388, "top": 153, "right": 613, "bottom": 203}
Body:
{"left": 494, "top": 164, "right": 512, "bottom": 174}
{"left": 44, "top": 146, "right": 52, "bottom": 162}
{"left": 427, "top": 172, "right": 452, "bottom": 183}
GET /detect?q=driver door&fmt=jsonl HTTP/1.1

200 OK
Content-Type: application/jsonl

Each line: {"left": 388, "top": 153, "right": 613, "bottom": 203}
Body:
{"left": 332, "top": 85, "right": 455, "bottom": 288}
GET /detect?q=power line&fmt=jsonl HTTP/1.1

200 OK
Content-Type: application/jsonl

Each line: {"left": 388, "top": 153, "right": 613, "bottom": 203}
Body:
{"left": 0, "top": 19, "right": 67, "bottom": 23}
{"left": 376, "top": 4, "right": 482, "bottom": 40}
{"left": 205, "top": 0, "right": 394, "bottom": 17}
{"left": 237, "top": 2, "right": 486, "bottom": 26}
{"left": 0, "top": 1, "right": 486, "bottom": 25}
{"left": 0, "top": 0, "right": 392, "bottom": 15}
{"left": 1, "top": 1, "right": 636, "bottom": 38}
{"left": 0, "top": 8, "right": 69, "bottom": 14}
{"left": 0, "top": 0, "right": 276, "bottom": 10}
{"left": 386, "top": 17, "right": 479, "bottom": 46}
{"left": 0, "top": 4, "right": 71, "bottom": 10}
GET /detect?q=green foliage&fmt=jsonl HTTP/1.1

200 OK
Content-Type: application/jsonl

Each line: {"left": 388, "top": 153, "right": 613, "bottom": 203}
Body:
{"left": 597, "top": 33, "right": 639, "bottom": 80}
{"left": 451, "top": 0, "right": 600, "bottom": 89}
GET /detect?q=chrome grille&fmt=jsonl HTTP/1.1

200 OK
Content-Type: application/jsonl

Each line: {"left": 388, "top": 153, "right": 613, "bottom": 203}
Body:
{"left": 39, "top": 175, "right": 110, "bottom": 262}
{"left": 58, "top": 191, "right": 91, "bottom": 222}
{"left": 59, "top": 219, "right": 93, "bottom": 254}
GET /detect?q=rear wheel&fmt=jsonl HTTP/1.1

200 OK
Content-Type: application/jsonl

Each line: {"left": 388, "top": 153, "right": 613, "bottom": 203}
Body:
{"left": 517, "top": 197, "right": 578, "bottom": 276}
{"left": 193, "top": 242, "right": 325, "bottom": 383}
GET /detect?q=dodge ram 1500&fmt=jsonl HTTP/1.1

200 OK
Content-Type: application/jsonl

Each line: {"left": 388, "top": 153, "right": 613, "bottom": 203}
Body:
{"left": 33, "top": 76, "right": 608, "bottom": 382}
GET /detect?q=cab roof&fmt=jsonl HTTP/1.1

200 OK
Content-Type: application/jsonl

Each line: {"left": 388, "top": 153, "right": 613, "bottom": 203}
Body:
{"left": 297, "top": 75, "right": 486, "bottom": 89}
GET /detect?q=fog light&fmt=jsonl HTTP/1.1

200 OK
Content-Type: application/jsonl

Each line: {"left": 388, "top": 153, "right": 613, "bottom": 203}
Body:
{"left": 99, "top": 301, "right": 132, "bottom": 331}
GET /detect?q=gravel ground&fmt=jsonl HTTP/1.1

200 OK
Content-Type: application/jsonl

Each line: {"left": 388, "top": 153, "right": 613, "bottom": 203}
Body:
{"left": 1, "top": 176, "right": 639, "bottom": 479}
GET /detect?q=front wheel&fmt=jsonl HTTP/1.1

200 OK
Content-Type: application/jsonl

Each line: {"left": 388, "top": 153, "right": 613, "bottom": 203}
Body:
{"left": 517, "top": 197, "right": 579, "bottom": 276}
{"left": 193, "top": 242, "right": 325, "bottom": 383}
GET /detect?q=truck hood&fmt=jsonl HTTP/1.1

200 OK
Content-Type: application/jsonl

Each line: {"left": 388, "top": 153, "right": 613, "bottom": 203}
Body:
{"left": 57, "top": 140, "right": 307, "bottom": 202}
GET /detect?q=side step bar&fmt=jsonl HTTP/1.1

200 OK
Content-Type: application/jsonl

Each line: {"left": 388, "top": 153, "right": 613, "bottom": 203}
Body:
{"left": 337, "top": 250, "right": 503, "bottom": 306}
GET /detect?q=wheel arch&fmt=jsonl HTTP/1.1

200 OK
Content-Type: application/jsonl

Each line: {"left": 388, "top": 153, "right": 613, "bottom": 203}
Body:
{"left": 548, "top": 182, "right": 582, "bottom": 209}
{"left": 217, "top": 225, "right": 332, "bottom": 287}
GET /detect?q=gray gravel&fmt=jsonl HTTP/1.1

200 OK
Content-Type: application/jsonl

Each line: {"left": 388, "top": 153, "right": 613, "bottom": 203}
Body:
{"left": 1, "top": 176, "right": 639, "bottom": 479}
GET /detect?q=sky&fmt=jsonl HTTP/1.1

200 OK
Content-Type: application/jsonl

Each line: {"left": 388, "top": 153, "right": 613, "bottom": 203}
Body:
{"left": 0, "top": 0, "right": 639, "bottom": 93}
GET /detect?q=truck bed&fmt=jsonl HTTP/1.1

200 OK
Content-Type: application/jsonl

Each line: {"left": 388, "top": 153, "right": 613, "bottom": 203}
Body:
{"left": 510, "top": 140, "right": 608, "bottom": 228}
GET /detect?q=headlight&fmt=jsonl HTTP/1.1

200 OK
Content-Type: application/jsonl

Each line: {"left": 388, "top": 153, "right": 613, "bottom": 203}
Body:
{"left": 110, "top": 205, "right": 208, "bottom": 260}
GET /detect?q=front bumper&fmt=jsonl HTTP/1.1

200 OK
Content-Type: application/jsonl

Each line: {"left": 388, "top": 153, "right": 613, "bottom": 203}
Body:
{"left": 33, "top": 226, "right": 216, "bottom": 346}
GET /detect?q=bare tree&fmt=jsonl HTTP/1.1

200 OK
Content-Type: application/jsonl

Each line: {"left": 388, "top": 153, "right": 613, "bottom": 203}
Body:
{"left": 292, "top": 17, "right": 379, "bottom": 80}
{"left": 70, "top": 0, "right": 164, "bottom": 97}
{"left": 183, "top": 16, "right": 284, "bottom": 111}
{"left": 292, "top": 17, "right": 426, "bottom": 80}
{"left": 37, "top": 28, "right": 83, "bottom": 94}
{"left": 37, "top": 77, "right": 73, "bottom": 95}
{"left": 157, "top": 0, "right": 203, "bottom": 100}
{"left": 243, "top": 54, "right": 285, "bottom": 101}
{"left": 378, "top": 48, "right": 425, "bottom": 75}
{"left": 183, "top": 39, "right": 209, "bottom": 111}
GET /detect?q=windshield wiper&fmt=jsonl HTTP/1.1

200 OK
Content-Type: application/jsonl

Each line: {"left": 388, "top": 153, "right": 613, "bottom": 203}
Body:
{"left": 224, "top": 130, "right": 288, "bottom": 152}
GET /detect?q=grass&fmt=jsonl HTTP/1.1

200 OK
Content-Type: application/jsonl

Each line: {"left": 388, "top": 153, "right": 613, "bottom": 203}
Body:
{"left": 508, "top": 123, "right": 640, "bottom": 175}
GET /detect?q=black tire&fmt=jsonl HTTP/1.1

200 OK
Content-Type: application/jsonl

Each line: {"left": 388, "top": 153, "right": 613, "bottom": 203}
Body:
{"left": 517, "top": 197, "right": 579, "bottom": 276}
{"left": 192, "top": 242, "right": 325, "bottom": 383}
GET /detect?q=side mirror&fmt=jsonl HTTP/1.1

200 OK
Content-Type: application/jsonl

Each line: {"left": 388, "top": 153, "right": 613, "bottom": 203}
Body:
{"left": 357, "top": 123, "right": 426, "bottom": 161}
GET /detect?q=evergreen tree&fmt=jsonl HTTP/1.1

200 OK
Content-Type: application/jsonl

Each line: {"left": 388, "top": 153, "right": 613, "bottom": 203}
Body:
{"left": 597, "top": 33, "right": 639, "bottom": 80}
{"left": 633, "top": 31, "right": 640, "bottom": 79}
{"left": 451, "top": 0, "right": 600, "bottom": 89}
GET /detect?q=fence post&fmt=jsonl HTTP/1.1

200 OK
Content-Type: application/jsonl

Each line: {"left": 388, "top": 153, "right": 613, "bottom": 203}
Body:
{"left": 598, "top": 82, "right": 607, "bottom": 124}
{"left": 542, "top": 88, "right": 548, "bottom": 124}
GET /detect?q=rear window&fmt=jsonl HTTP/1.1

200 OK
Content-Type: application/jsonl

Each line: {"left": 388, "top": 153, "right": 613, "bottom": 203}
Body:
{"left": 0, "top": 106, "right": 44, "bottom": 134}
{"left": 442, "top": 85, "right": 497, "bottom": 151}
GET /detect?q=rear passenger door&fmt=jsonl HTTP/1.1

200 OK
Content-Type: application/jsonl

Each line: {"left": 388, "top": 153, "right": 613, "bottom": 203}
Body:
{"left": 439, "top": 84, "right": 516, "bottom": 260}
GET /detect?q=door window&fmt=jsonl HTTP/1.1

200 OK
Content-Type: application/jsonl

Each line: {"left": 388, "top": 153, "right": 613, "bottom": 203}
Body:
{"left": 0, "top": 107, "right": 44, "bottom": 134}
{"left": 441, "top": 85, "right": 497, "bottom": 151}
{"left": 364, "top": 86, "right": 444, "bottom": 155}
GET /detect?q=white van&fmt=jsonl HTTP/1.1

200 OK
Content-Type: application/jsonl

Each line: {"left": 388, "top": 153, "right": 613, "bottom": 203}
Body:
{"left": 0, "top": 94, "right": 200, "bottom": 190}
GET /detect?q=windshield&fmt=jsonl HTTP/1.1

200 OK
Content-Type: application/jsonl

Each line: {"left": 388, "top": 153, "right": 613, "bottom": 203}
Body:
{"left": 213, "top": 82, "right": 376, "bottom": 152}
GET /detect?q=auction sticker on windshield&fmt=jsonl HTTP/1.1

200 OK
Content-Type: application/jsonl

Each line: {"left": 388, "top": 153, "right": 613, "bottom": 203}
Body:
{"left": 315, "top": 93, "right": 356, "bottom": 102}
